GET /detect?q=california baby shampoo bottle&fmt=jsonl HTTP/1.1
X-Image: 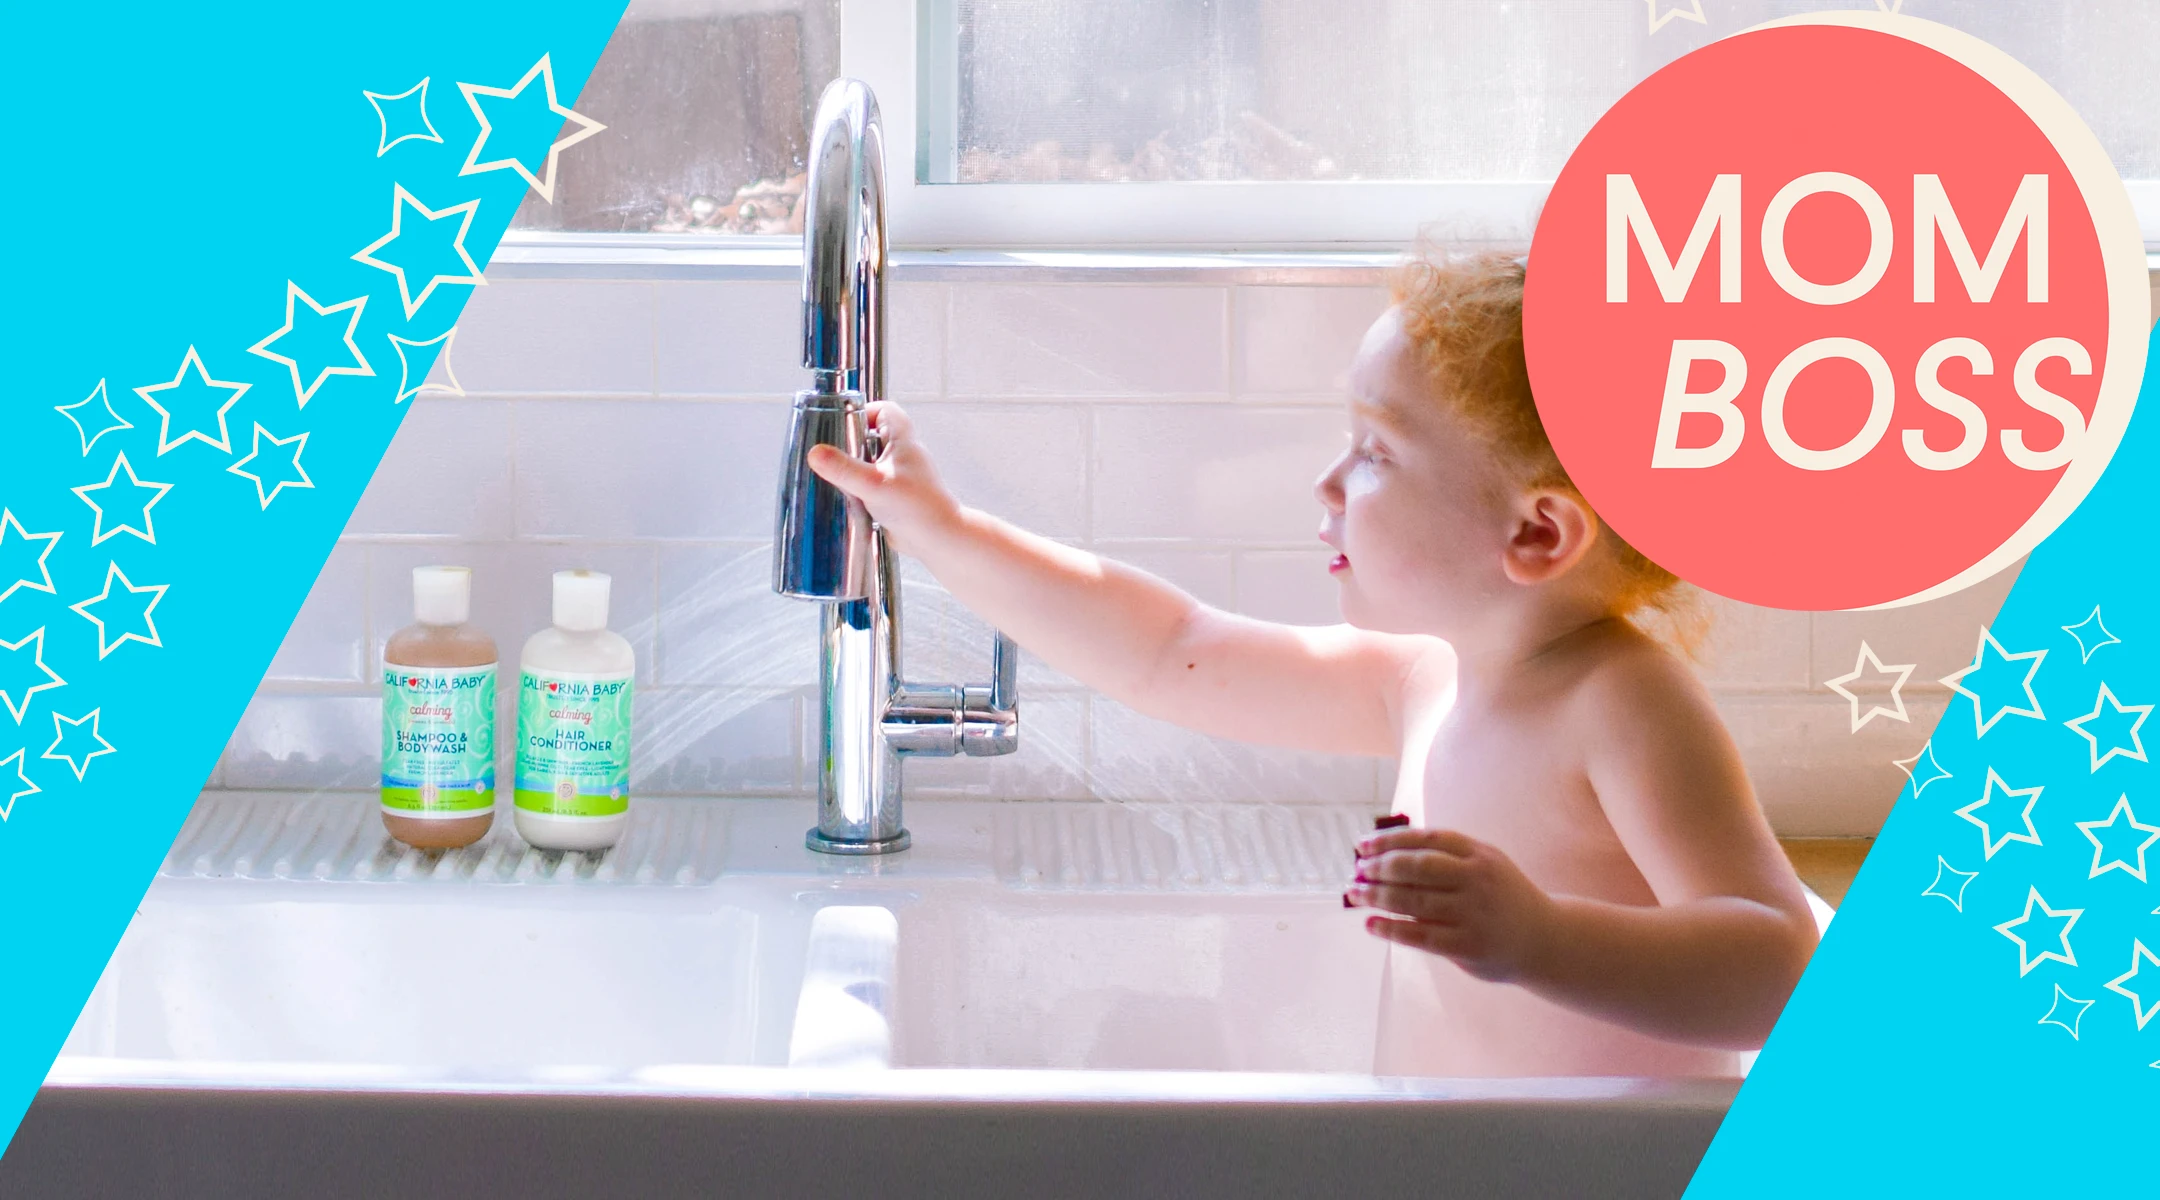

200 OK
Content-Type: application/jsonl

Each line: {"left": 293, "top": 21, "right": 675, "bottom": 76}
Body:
{"left": 513, "top": 569, "right": 635, "bottom": 852}
{"left": 380, "top": 566, "right": 499, "bottom": 849}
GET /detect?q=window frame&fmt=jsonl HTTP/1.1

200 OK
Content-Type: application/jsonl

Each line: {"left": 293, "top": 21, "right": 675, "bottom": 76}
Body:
{"left": 497, "top": 0, "right": 2160, "bottom": 255}
{"left": 840, "top": 0, "right": 1545, "bottom": 250}
{"left": 838, "top": 0, "right": 2160, "bottom": 252}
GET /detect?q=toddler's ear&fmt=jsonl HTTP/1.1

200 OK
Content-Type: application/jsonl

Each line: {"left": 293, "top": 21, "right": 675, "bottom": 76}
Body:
{"left": 1499, "top": 490, "right": 1598, "bottom": 586}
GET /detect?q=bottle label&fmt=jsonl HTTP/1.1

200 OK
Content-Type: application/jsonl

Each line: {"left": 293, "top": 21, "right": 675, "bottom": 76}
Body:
{"left": 515, "top": 669, "right": 633, "bottom": 819}
{"left": 381, "top": 664, "right": 497, "bottom": 816}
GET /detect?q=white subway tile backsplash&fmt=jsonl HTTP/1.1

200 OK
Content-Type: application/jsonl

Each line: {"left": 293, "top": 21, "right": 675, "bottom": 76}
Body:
{"left": 348, "top": 399, "right": 515, "bottom": 539}
{"left": 1233, "top": 286, "right": 1388, "bottom": 396}
{"left": 1092, "top": 405, "right": 1342, "bottom": 541}
{"left": 654, "top": 543, "right": 818, "bottom": 689}
{"left": 907, "top": 403, "right": 1088, "bottom": 539}
{"left": 633, "top": 687, "right": 801, "bottom": 794}
{"left": 1090, "top": 698, "right": 1383, "bottom": 807}
{"left": 1693, "top": 592, "right": 1812, "bottom": 689}
{"left": 1235, "top": 549, "right": 1343, "bottom": 626}
{"left": 457, "top": 280, "right": 654, "bottom": 395}
{"left": 887, "top": 282, "right": 947, "bottom": 399}
{"left": 513, "top": 399, "right": 786, "bottom": 540}
{"left": 949, "top": 285, "right": 1228, "bottom": 396}
{"left": 653, "top": 280, "right": 799, "bottom": 396}
{"left": 266, "top": 543, "right": 368, "bottom": 683}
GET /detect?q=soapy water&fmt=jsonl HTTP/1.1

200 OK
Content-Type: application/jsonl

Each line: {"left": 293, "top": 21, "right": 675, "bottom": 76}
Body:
{"left": 622, "top": 544, "right": 1381, "bottom": 818}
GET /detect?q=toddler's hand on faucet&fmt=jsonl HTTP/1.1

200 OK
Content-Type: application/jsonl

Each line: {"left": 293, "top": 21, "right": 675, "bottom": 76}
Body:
{"left": 807, "top": 401, "right": 964, "bottom": 551}
{"left": 1348, "top": 828, "right": 1557, "bottom": 984}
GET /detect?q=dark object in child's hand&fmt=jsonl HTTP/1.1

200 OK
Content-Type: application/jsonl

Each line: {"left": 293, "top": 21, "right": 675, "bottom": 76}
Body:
{"left": 1373, "top": 813, "right": 1409, "bottom": 830}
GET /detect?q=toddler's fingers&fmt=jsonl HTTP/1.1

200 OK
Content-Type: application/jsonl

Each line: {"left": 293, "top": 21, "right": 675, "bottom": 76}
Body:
{"left": 1345, "top": 882, "right": 1459, "bottom": 923}
{"left": 1356, "top": 850, "right": 1466, "bottom": 889}
{"left": 807, "top": 443, "right": 883, "bottom": 496}
{"left": 865, "top": 401, "right": 914, "bottom": 445}
{"left": 1356, "top": 827, "right": 1479, "bottom": 860}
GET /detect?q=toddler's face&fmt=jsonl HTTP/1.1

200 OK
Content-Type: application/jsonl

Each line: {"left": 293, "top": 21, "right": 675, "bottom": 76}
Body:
{"left": 1315, "top": 307, "right": 1517, "bottom": 637}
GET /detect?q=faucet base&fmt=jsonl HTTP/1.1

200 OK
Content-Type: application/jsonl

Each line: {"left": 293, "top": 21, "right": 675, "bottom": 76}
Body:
{"left": 805, "top": 827, "right": 912, "bottom": 856}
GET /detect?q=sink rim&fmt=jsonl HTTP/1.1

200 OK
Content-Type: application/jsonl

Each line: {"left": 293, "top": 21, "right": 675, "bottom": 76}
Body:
{"left": 44, "top": 1055, "right": 1741, "bottom": 1109}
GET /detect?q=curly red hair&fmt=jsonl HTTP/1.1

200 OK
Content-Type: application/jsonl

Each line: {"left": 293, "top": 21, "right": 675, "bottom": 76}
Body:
{"left": 1389, "top": 246, "right": 1707, "bottom": 650}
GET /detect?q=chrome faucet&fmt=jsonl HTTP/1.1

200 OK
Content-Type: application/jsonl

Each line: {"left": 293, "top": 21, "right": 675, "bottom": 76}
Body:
{"left": 774, "top": 78, "right": 1019, "bottom": 855}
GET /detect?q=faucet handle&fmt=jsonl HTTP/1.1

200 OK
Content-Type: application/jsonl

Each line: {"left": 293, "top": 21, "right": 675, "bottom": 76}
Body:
{"left": 959, "top": 632, "right": 1020, "bottom": 757}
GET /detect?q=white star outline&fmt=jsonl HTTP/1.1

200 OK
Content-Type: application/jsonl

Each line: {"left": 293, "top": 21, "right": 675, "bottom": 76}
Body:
{"left": 2063, "top": 683, "right": 2150, "bottom": 772}
{"left": 1644, "top": 0, "right": 1707, "bottom": 34}
{"left": 388, "top": 328, "right": 464, "bottom": 403}
{"left": 457, "top": 54, "right": 606, "bottom": 202}
{"left": 227, "top": 424, "right": 316, "bottom": 510}
{"left": 351, "top": 184, "right": 487, "bottom": 320}
{"left": 0, "top": 747, "right": 38, "bottom": 821}
{"left": 68, "top": 562, "right": 167, "bottom": 660}
{"left": 0, "top": 628, "right": 67, "bottom": 725}
{"left": 1892, "top": 741, "right": 1953, "bottom": 796}
{"left": 364, "top": 77, "right": 443, "bottom": 156}
{"left": 1940, "top": 628, "right": 2047, "bottom": 737}
{"left": 1920, "top": 856, "right": 1979, "bottom": 912}
{"left": 246, "top": 282, "right": 375, "bottom": 408}
{"left": 2075, "top": 794, "right": 2160, "bottom": 882}
{"left": 70, "top": 451, "right": 173, "bottom": 546}
{"left": 42, "top": 709, "right": 115, "bottom": 782}
{"left": 54, "top": 379, "right": 132, "bottom": 456}
{"left": 2062, "top": 606, "right": 2122, "bottom": 664}
{"left": 1954, "top": 767, "right": 2044, "bottom": 861}
{"left": 1825, "top": 641, "right": 1916, "bottom": 732}
{"left": 132, "top": 345, "right": 251, "bottom": 456}
{"left": 2039, "top": 984, "right": 2094, "bottom": 1039}
{"left": 1992, "top": 886, "right": 2081, "bottom": 976}
{"left": 2106, "top": 941, "right": 2160, "bottom": 1030}
{"left": 0, "top": 509, "right": 63, "bottom": 605}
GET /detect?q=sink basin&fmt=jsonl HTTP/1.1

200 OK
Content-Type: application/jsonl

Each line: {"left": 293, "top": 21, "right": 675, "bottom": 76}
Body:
{"left": 6, "top": 792, "right": 1742, "bottom": 1199}
{"left": 57, "top": 792, "right": 1382, "bottom": 1074}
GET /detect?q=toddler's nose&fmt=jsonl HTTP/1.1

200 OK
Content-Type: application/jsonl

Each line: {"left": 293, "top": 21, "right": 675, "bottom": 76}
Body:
{"left": 1314, "top": 451, "right": 1350, "bottom": 512}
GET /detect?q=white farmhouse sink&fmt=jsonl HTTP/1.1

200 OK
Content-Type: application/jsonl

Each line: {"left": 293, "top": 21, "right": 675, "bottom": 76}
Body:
{"left": 10, "top": 792, "right": 1744, "bottom": 1200}
{"left": 60, "top": 793, "right": 1381, "bottom": 1075}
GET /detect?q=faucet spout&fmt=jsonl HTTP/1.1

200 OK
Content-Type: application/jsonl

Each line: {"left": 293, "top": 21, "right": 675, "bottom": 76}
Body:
{"left": 777, "top": 79, "right": 1020, "bottom": 857}
{"left": 773, "top": 80, "right": 885, "bottom": 604}
{"left": 801, "top": 81, "right": 886, "bottom": 395}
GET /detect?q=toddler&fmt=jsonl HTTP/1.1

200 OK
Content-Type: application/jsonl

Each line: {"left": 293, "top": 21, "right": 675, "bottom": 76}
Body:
{"left": 808, "top": 251, "right": 1819, "bottom": 1077}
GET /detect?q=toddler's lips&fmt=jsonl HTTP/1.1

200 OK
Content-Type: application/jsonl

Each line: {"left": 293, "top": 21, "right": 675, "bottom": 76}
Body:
{"left": 1327, "top": 553, "right": 1349, "bottom": 574}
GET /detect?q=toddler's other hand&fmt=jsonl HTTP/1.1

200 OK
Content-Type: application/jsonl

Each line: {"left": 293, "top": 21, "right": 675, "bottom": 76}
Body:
{"left": 1348, "top": 828, "right": 1556, "bottom": 984}
{"left": 806, "top": 401, "right": 962, "bottom": 552}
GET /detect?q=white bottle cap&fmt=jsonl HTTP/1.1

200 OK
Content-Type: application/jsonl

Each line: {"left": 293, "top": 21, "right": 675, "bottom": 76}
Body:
{"left": 412, "top": 566, "right": 472, "bottom": 626}
{"left": 553, "top": 569, "right": 611, "bottom": 632}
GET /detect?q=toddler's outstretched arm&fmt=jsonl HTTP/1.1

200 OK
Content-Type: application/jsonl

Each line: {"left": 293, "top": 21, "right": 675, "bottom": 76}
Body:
{"left": 808, "top": 402, "right": 1432, "bottom": 756}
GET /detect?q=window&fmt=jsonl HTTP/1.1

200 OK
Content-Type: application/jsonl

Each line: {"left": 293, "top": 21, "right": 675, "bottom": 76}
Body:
{"left": 510, "top": 0, "right": 839, "bottom": 235}
{"left": 514, "top": 0, "right": 2159, "bottom": 248}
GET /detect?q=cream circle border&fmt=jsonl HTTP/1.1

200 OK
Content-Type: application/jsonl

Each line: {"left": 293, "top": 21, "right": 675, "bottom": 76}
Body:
{"left": 1732, "top": 11, "right": 2150, "bottom": 609}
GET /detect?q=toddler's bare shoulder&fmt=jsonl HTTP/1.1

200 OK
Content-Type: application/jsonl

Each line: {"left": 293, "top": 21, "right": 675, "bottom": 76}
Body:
{"left": 1569, "top": 632, "right": 1722, "bottom": 733}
